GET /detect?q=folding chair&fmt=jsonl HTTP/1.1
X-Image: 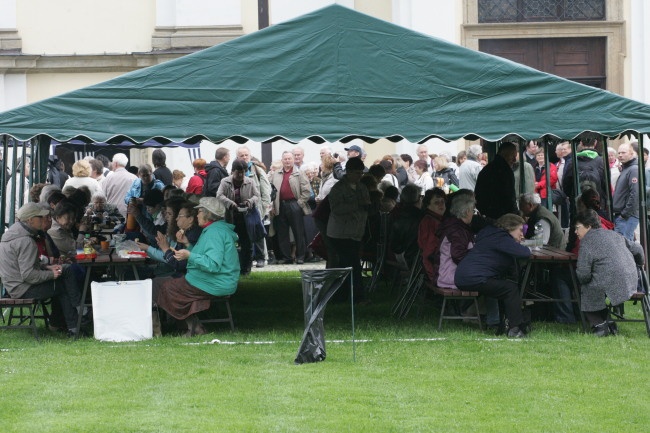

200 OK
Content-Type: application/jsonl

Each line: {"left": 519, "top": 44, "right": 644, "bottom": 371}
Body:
{"left": 391, "top": 251, "right": 425, "bottom": 319}
{"left": 199, "top": 295, "right": 235, "bottom": 331}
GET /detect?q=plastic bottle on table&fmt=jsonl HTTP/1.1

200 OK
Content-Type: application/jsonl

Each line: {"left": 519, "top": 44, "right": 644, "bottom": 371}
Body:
{"left": 126, "top": 198, "right": 138, "bottom": 231}
{"left": 83, "top": 234, "right": 94, "bottom": 259}
{"left": 534, "top": 222, "right": 544, "bottom": 250}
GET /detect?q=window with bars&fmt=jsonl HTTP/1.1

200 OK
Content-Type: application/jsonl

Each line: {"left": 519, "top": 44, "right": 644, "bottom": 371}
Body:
{"left": 478, "top": 0, "right": 606, "bottom": 23}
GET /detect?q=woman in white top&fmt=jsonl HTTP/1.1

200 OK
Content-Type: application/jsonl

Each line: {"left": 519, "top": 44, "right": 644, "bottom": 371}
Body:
{"left": 413, "top": 159, "right": 434, "bottom": 194}
{"left": 63, "top": 159, "right": 102, "bottom": 196}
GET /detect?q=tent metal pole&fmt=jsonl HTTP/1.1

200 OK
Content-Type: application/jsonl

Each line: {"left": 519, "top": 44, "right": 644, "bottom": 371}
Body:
{"left": 638, "top": 135, "right": 649, "bottom": 273}
{"left": 18, "top": 141, "right": 27, "bottom": 208}
{"left": 9, "top": 140, "right": 17, "bottom": 226}
{"left": 518, "top": 138, "right": 525, "bottom": 195}
{"left": 28, "top": 139, "right": 35, "bottom": 192}
{"left": 0, "top": 135, "right": 7, "bottom": 234}
{"left": 602, "top": 136, "right": 613, "bottom": 218}
{"left": 543, "top": 138, "right": 552, "bottom": 211}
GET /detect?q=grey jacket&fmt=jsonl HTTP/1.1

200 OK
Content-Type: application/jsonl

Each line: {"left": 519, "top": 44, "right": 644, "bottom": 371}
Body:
{"left": 0, "top": 222, "right": 54, "bottom": 298}
{"left": 217, "top": 176, "right": 260, "bottom": 222}
{"left": 576, "top": 228, "right": 643, "bottom": 311}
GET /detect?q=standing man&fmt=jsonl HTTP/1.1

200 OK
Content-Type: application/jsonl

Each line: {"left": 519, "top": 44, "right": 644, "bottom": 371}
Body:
{"left": 0, "top": 203, "right": 83, "bottom": 337}
{"left": 612, "top": 143, "right": 639, "bottom": 241}
{"left": 292, "top": 146, "right": 305, "bottom": 170}
{"left": 524, "top": 140, "right": 539, "bottom": 171}
{"left": 562, "top": 137, "right": 608, "bottom": 209}
{"left": 102, "top": 153, "right": 137, "bottom": 218}
{"left": 475, "top": 142, "right": 518, "bottom": 220}
{"left": 203, "top": 147, "right": 231, "bottom": 197}
{"left": 458, "top": 144, "right": 482, "bottom": 191}
{"left": 270, "top": 151, "right": 311, "bottom": 264}
{"left": 333, "top": 144, "right": 367, "bottom": 180}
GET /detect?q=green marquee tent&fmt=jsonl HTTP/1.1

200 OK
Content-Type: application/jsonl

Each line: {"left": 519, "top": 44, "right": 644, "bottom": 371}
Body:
{"left": 1, "top": 4, "right": 650, "bottom": 144}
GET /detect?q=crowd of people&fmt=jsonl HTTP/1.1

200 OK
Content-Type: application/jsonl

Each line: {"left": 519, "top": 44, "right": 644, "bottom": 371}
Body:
{"left": 0, "top": 136, "right": 645, "bottom": 338}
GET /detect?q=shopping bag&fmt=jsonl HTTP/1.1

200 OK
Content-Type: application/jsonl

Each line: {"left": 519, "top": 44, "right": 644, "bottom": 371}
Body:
{"left": 91, "top": 279, "right": 152, "bottom": 342}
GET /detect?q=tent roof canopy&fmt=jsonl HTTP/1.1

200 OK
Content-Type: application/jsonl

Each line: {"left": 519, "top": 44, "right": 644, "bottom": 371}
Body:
{"left": 1, "top": 4, "right": 650, "bottom": 145}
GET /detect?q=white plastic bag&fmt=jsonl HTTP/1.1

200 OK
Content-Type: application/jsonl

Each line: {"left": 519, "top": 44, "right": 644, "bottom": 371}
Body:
{"left": 91, "top": 279, "right": 152, "bottom": 342}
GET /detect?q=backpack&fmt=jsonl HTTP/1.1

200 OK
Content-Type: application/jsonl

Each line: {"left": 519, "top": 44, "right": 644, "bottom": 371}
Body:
{"left": 578, "top": 162, "right": 600, "bottom": 193}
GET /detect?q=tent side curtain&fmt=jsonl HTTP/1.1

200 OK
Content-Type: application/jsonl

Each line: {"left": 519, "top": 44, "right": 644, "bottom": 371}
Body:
{"left": 1, "top": 5, "right": 650, "bottom": 143}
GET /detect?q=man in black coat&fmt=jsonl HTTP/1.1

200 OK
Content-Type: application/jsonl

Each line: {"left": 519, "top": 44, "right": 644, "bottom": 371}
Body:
{"left": 475, "top": 142, "right": 518, "bottom": 220}
{"left": 203, "top": 147, "right": 230, "bottom": 197}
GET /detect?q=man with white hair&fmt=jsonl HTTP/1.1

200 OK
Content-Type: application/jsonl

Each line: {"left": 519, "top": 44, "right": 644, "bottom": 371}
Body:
{"left": 458, "top": 144, "right": 483, "bottom": 190}
{"left": 102, "top": 153, "right": 137, "bottom": 217}
{"left": 518, "top": 192, "right": 563, "bottom": 247}
{"left": 292, "top": 146, "right": 305, "bottom": 169}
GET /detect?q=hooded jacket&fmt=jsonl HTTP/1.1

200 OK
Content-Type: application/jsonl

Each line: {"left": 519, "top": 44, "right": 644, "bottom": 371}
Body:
{"left": 0, "top": 222, "right": 54, "bottom": 298}
{"left": 455, "top": 224, "right": 530, "bottom": 287}
{"left": 185, "top": 220, "right": 240, "bottom": 296}
{"left": 203, "top": 161, "right": 229, "bottom": 197}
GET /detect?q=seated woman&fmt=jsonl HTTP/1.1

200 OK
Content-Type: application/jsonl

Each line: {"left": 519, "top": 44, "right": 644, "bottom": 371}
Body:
{"left": 434, "top": 192, "right": 474, "bottom": 288}
{"left": 48, "top": 200, "right": 80, "bottom": 257}
{"left": 574, "top": 209, "right": 643, "bottom": 336}
{"left": 418, "top": 188, "right": 446, "bottom": 282}
{"left": 136, "top": 197, "right": 187, "bottom": 275}
{"left": 152, "top": 197, "right": 240, "bottom": 336}
{"left": 566, "top": 188, "right": 613, "bottom": 254}
{"left": 455, "top": 214, "right": 531, "bottom": 338}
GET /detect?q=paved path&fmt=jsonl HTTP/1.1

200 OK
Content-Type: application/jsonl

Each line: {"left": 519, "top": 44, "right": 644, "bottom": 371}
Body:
{"left": 249, "top": 260, "right": 326, "bottom": 273}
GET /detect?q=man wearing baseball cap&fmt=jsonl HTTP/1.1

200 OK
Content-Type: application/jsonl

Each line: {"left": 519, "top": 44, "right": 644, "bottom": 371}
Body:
{"left": 333, "top": 144, "right": 368, "bottom": 180}
{"left": 0, "top": 202, "right": 83, "bottom": 337}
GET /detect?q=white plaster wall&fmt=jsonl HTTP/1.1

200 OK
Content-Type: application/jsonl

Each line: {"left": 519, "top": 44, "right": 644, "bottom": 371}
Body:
{"left": 17, "top": 0, "right": 156, "bottom": 54}
{"left": 26, "top": 72, "right": 122, "bottom": 103}
{"left": 0, "top": 0, "right": 17, "bottom": 27}
{"left": 270, "top": 0, "right": 354, "bottom": 24}
{"left": 393, "top": 0, "right": 459, "bottom": 44}
{"left": 0, "top": 74, "right": 27, "bottom": 111}
{"left": 629, "top": 0, "right": 650, "bottom": 104}
{"left": 156, "top": 0, "right": 241, "bottom": 26}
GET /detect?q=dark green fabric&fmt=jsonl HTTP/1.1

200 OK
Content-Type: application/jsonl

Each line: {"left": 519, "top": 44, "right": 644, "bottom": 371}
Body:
{"left": 1, "top": 5, "right": 650, "bottom": 144}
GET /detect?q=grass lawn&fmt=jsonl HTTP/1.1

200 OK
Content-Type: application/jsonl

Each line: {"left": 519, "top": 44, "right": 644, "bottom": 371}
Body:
{"left": 2, "top": 271, "right": 649, "bottom": 432}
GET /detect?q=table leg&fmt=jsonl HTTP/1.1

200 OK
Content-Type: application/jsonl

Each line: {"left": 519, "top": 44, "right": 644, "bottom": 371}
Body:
{"left": 568, "top": 264, "right": 588, "bottom": 332}
{"left": 75, "top": 265, "right": 93, "bottom": 340}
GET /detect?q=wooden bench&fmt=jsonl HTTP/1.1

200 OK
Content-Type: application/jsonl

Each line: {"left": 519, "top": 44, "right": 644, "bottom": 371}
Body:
{"left": 430, "top": 285, "right": 482, "bottom": 331}
{"left": 0, "top": 297, "right": 50, "bottom": 340}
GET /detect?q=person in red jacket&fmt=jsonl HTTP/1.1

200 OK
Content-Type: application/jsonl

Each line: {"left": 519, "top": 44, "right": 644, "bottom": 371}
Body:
{"left": 186, "top": 158, "right": 207, "bottom": 195}
{"left": 534, "top": 148, "right": 558, "bottom": 208}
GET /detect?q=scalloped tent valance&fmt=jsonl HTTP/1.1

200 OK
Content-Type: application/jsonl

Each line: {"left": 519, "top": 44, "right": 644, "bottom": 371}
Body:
{"left": 1, "top": 4, "right": 650, "bottom": 145}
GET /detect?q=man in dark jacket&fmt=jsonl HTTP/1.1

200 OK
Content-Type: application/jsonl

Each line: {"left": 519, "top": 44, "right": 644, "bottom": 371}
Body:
{"left": 613, "top": 143, "right": 639, "bottom": 241}
{"left": 475, "top": 141, "right": 518, "bottom": 220}
{"left": 152, "top": 149, "right": 173, "bottom": 186}
{"left": 203, "top": 147, "right": 230, "bottom": 197}
{"left": 561, "top": 138, "right": 608, "bottom": 209}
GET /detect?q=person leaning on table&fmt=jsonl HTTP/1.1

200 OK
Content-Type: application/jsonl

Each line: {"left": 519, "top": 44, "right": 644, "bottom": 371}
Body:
{"left": 152, "top": 197, "right": 240, "bottom": 337}
{"left": 0, "top": 202, "right": 83, "bottom": 337}
{"left": 574, "top": 209, "right": 643, "bottom": 337}
{"left": 454, "top": 213, "right": 531, "bottom": 338}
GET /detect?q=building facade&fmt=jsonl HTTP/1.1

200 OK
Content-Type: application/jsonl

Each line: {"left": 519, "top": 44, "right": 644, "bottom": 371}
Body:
{"left": 0, "top": 0, "right": 648, "bottom": 173}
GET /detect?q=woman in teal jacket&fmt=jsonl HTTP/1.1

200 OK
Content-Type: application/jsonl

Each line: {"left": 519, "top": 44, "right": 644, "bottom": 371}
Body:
{"left": 152, "top": 197, "right": 240, "bottom": 336}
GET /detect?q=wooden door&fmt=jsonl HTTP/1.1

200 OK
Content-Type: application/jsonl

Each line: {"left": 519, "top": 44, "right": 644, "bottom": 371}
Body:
{"left": 479, "top": 37, "right": 606, "bottom": 88}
